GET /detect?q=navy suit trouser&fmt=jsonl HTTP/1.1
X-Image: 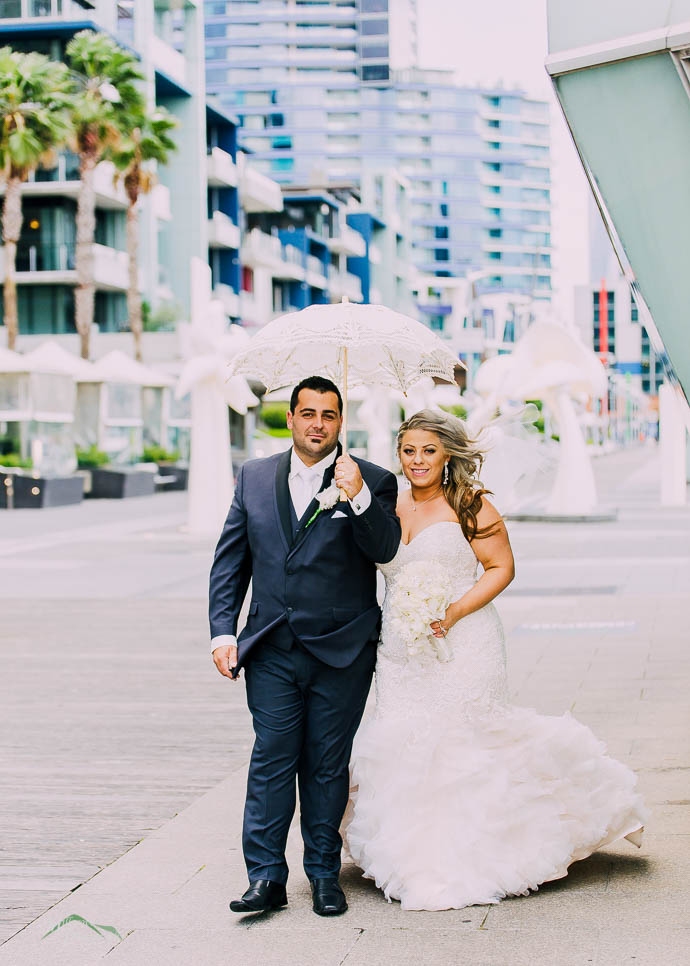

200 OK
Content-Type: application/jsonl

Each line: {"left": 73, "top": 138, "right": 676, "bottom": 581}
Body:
{"left": 242, "top": 637, "right": 376, "bottom": 884}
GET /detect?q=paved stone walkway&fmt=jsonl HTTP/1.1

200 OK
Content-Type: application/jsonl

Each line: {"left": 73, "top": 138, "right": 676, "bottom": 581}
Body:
{"left": 1, "top": 449, "right": 688, "bottom": 965}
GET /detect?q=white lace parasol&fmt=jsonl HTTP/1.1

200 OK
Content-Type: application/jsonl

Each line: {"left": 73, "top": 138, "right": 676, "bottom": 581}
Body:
{"left": 227, "top": 301, "right": 462, "bottom": 394}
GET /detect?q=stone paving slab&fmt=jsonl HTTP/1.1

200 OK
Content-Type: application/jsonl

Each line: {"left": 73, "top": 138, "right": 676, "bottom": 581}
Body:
{"left": 1, "top": 585, "right": 688, "bottom": 965}
{"left": 0, "top": 725, "right": 686, "bottom": 966}
{"left": 0, "top": 448, "right": 688, "bottom": 964}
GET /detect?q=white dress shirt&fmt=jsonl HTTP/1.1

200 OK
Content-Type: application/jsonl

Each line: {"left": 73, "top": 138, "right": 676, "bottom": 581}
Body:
{"left": 211, "top": 447, "right": 371, "bottom": 653}
{"left": 289, "top": 445, "right": 338, "bottom": 520}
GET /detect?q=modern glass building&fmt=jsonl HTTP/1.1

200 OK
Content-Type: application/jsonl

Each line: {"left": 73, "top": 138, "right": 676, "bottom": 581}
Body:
{"left": 203, "top": 0, "right": 553, "bottom": 328}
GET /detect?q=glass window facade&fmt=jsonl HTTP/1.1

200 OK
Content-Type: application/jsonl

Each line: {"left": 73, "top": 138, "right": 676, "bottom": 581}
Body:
{"left": 361, "top": 65, "right": 389, "bottom": 81}
{"left": 0, "top": 285, "right": 74, "bottom": 334}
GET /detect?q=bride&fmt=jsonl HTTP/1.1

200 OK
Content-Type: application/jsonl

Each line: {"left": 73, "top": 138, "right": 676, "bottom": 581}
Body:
{"left": 344, "top": 409, "right": 647, "bottom": 912}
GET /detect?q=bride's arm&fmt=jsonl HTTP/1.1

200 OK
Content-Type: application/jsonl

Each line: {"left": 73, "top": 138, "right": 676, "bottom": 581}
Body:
{"left": 431, "top": 498, "right": 515, "bottom": 637}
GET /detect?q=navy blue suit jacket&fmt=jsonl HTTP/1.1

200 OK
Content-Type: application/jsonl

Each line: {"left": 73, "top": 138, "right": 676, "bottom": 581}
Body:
{"left": 209, "top": 445, "right": 401, "bottom": 674}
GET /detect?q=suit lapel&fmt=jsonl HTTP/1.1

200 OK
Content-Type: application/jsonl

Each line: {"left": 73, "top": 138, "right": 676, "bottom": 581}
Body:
{"left": 274, "top": 448, "right": 292, "bottom": 551}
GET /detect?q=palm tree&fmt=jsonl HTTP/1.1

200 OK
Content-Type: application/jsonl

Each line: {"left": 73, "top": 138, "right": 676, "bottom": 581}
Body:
{"left": 66, "top": 30, "right": 144, "bottom": 359}
{"left": 0, "top": 48, "right": 72, "bottom": 351}
{"left": 111, "top": 107, "right": 177, "bottom": 361}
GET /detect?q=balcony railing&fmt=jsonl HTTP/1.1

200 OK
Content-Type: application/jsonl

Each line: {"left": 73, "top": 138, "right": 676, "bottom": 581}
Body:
{"left": 207, "top": 146, "right": 238, "bottom": 189}
{"left": 307, "top": 255, "right": 327, "bottom": 275}
{"left": 30, "top": 152, "right": 80, "bottom": 183}
{"left": 241, "top": 227, "right": 283, "bottom": 267}
{"left": 16, "top": 242, "right": 74, "bottom": 272}
{"left": 328, "top": 224, "right": 365, "bottom": 257}
{"left": 328, "top": 266, "right": 362, "bottom": 301}
{"left": 150, "top": 33, "right": 186, "bottom": 89}
{"left": 16, "top": 157, "right": 128, "bottom": 208}
{"left": 92, "top": 243, "right": 128, "bottom": 290}
{"left": 208, "top": 211, "right": 240, "bottom": 250}
{"left": 4, "top": 241, "right": 127, "bottom": 290}
{"left": 238, "top": 156, "right": 283, "bottom": 213}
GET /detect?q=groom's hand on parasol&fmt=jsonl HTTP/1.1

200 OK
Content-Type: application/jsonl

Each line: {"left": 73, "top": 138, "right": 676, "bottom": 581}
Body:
{"left": 334, "top": 454, "right": 363, "bottom": 499}
{"left": 212, "top": 643, "right": 239, "bottom": 681}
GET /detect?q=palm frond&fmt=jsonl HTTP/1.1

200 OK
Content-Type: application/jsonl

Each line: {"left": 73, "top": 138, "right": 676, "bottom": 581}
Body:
{"left": 0, "top": 48, "right": 73, "bottom": 181}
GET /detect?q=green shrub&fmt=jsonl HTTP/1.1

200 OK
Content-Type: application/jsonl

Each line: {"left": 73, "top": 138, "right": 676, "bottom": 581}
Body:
{"left": 76, "top": 446, "right": 109, "bottom": 469}
{"left": 440, "top": 403, "right": 468, "bottom": 420}
{"left": 142, "top": 445, "right": 180, "bottom": 464}
{"left": 260, "top": 403, "right": 289, "bottom": 431}
{"left": 142, "top": 300, "right": 181, "bottom": 332}
{"left": 0, "top": 452, "right": 33, "bottom": 468}
{"left": 0, "top": 435, "right": 18, "bottom": 456}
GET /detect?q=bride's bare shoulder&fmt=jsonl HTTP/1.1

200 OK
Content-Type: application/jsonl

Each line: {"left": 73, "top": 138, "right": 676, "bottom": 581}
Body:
{"left": 476, "top": 495, "right": 502, "bottom": 523}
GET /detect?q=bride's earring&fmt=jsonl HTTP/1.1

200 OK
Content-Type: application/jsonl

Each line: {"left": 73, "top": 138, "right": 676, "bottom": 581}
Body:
{"left": 443, "top": 462, "right": 449, "bottom": 485}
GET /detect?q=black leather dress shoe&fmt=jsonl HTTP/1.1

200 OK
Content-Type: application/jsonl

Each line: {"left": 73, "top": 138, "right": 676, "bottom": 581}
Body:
{"left": 229, "top": 879, "right": 287, "bottom": 913}
{"left": 311, "top": 878, "right": 348, "bottom": 916}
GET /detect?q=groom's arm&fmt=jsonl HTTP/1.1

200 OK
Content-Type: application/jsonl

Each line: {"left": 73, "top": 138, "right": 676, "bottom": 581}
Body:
{"left": 209, "top": 466, "right": 252, "bottom": 643}
{"left": 336, "top": 455, "right": 400, "bottom": 563}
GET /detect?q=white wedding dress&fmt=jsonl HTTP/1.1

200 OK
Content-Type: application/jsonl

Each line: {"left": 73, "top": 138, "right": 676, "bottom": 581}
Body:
{"left": 344, "top": 521, "right": 647, "bottom": 911}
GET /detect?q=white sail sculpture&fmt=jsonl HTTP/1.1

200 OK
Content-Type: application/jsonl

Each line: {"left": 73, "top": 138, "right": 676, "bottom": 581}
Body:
{"left": 474, "top": 322, "right": 607, "bottom": 516}
{"left": 179, "top": 258, "right": 259, "bottom": 536}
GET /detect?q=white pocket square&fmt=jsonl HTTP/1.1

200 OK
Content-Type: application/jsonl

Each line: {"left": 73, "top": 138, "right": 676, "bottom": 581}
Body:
{"left": 331, "top": 510, "right": 348, "bottom": 519}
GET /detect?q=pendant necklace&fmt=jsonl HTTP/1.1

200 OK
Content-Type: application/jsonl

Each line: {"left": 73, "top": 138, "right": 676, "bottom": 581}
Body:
{"left": 410, "top": 487, "right": 443, "bottom": 512}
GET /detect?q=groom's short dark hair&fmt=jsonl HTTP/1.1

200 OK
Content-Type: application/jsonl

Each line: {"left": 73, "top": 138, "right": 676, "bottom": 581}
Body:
{"left": 290, "top": 376, "right": 343, "bottom": 415}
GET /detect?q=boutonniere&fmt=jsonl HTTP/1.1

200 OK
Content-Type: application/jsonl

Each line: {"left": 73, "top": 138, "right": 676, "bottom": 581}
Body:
{"left": 305, "top": 482, "right": 340, "bottom": 528}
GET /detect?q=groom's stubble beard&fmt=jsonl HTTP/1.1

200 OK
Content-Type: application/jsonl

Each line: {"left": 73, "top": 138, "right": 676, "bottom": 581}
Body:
{"left": 291, "top": 426, "right": 340, "bottom": 464}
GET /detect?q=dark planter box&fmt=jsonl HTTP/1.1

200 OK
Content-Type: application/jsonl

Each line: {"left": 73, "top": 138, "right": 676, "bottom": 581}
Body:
{"left": 0, "top": 473, "right": 84, "bottom": 509}
{"left": 155, "top": 463, "right": 188, "bottom": 491}
{"left": 88, "top": 467, "right": 156, "bottom": 499}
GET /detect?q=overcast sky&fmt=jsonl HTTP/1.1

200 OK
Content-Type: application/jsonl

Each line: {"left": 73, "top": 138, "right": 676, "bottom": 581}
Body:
{"left": 416, "top": 0, "right": 592, "bottom": 321}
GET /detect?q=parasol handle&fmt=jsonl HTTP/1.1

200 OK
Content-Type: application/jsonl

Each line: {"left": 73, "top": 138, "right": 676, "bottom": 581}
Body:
{"left": 339, "top": 345, "right": 349, "bottom": 501}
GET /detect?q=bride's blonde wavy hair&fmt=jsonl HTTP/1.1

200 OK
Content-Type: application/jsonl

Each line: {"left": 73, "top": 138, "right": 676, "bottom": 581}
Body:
{"left": 397, "top": 409, "right": 500, "bottom": 542}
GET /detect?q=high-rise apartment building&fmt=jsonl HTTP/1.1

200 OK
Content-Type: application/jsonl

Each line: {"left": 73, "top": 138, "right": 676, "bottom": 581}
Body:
{"left": 0, "top": 0, "right": 241, "bottom": 342}
{"left": 204, "top": 0, "right": 553, "bottom": 318}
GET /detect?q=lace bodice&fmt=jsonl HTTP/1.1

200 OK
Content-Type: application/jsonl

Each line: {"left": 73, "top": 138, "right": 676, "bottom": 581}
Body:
{"left": 375, "top": 521, "right": 508, "bottom": 722}
{"left": 378, "top": 520, "right": 479, "bottom": 586}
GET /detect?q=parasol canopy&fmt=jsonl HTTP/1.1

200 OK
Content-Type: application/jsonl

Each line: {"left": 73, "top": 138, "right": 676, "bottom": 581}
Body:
{"left": 227, "top": 300, "right": 464, "bottom": 395}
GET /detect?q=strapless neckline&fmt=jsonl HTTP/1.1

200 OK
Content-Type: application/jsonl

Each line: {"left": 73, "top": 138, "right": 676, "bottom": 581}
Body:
{"left": 401, "top": 520, "right": 463, "bottom": 547}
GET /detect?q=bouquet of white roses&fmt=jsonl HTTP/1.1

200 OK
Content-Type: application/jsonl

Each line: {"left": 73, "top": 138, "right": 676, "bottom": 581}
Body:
{"left": 387, "top": 560, "right": 456, "bottom": 662}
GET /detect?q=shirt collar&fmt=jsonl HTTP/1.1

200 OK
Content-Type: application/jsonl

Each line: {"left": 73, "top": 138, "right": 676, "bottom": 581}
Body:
{"left": 289, "top": 446, "right": 337, "bottom": 480}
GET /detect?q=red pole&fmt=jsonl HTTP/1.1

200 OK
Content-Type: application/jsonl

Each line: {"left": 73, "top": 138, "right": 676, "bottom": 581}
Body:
{"left": 598, "top": 279, "right": 609, "bottom": 431}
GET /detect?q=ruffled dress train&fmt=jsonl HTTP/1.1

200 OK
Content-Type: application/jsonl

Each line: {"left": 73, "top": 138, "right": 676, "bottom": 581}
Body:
{"left": 343, "top": 522, "right": 647, "bottom": 911}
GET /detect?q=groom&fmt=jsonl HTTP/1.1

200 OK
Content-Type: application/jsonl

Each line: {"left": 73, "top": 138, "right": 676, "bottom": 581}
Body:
{"left": 210, "top": 376, "right": 400, "bottom": 916}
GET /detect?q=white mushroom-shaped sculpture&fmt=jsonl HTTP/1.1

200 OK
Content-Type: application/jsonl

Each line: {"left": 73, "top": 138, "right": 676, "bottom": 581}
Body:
{"left": 477, "top": 322, "right": 607, "bottom": 515}
{"left": 178, "top": 286, "right": 259, "bottom": 536}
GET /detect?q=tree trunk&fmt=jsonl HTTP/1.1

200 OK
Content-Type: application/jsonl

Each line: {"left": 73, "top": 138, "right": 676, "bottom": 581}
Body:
{"left": 2, "top": 176, "right": 24, "bottom": 352}
{"left": 126, "top": 197, "right": 142, "bottom": 361}
{"left": 75, "top": 152, "right": 97, "bottom": 359}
